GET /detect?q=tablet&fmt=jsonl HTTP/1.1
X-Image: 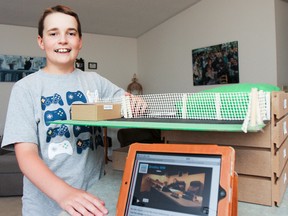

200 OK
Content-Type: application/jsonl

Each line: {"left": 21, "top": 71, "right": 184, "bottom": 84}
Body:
{"left": 116, "top": 143, "right": 236, "bottom": 216}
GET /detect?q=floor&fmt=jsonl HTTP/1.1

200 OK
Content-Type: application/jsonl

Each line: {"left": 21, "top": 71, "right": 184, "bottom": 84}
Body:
{"left": 1, "top": 162, "right": 288, "bottom": 216}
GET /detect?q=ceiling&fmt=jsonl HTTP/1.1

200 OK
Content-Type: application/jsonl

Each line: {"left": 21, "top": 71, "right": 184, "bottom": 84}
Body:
{"left": 0, "top": 0, "right": 200, "bottom": 38}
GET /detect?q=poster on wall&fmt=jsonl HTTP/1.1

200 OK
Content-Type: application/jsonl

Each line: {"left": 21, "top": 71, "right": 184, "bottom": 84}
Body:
{"left": 0, "top": 54, "right": 46, "bottom": 82}
{"left": 192, "top": 41, "right": 239, "bottom": 86}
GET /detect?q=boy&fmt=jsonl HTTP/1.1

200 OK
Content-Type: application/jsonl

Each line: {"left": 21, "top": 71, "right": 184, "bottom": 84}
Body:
{"left": 1, "top": 5, "right": 125, "bottom": 216}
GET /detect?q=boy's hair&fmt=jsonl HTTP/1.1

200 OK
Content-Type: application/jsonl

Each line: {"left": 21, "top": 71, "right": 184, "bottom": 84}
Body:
{"left": 38, "top": 5, "right": 82, "bottom": 38}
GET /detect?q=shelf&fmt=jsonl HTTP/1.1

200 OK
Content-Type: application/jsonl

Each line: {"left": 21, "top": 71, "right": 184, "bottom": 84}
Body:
{"left": 51, "top": 119, "right": 266, "bottom": 132}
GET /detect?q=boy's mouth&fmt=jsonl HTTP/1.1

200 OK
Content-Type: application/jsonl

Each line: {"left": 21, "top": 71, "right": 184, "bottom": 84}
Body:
{"left": 54, "top": 48, "right": 71, "bottom": 53}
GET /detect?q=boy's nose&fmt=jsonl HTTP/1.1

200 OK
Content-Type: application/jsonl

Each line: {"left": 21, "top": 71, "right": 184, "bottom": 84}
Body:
{"left": 58, "top": 34, "right": 68, "bottom": 43}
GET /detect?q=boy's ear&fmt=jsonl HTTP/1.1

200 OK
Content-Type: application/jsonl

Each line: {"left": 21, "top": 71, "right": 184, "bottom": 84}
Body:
{"left": 79, "top": 37, "right": 83, "bottom": 50}
{"left": 37, "top": 36, "right": 45, "bottom": 50}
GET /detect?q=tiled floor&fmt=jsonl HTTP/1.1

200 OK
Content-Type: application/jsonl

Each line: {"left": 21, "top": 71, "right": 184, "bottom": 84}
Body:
{"left": 238, "top": 191, "right": 288, "bottom": 216}
{"left": 1, "top": 162, "right": 288, "bottom": 216}
{"left": 0, "top": 196, "right": 22, "bottom": 216}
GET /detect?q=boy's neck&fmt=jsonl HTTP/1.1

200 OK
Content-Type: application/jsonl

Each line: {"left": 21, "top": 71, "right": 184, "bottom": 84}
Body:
{"left": 42, "top": 64, "right": 76, "bottom": 74}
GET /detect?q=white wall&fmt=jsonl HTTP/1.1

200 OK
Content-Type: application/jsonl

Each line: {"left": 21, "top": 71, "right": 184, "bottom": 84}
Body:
{"left": 80, "top": 33, "right": 137, "bottom": 88}
{"left": 275, "top": 0, "right": 288, "bottom": 88}
{"left": 0, "top": 24, "right": 137, "bottom": 134}
{"left": 138, "top": 0, "right": 278, "bottom": 94}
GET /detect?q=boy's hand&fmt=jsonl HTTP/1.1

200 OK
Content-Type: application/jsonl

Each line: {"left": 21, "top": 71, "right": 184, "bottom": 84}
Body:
{"left": 60, "top": 187, "right": 108, "bottom": 216}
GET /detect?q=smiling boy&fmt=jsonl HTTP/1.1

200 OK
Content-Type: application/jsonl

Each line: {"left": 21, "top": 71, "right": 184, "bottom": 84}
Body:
{"left": 1, "top": 5, "right": 125, "bottom": 216}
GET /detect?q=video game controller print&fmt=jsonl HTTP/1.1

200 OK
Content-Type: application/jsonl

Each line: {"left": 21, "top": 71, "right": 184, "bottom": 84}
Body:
{"left": 76, "top": 138, "right": 94, "bottom": 154}
{"left": 41, "top": 93, "right": 64, "bottom": 110}
{"left": 66, "top": 91, "right": 87, "bottom": 105}
{"left": 44, "top": 108, "right": 67, "bottom": 126}
{"left": 48, "top": 140, "right": 73, "bottom": 160}
{"left": 73, "top": 125, "right": 92, "bottom": 137}
{"left": 46, "top": 125, "right": 70, "bottom": 142}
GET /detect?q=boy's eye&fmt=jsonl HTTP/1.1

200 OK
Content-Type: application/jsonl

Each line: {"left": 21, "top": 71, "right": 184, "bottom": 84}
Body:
{"left": 49, "top": 32, "right": 57, "bottom": 36}
{"left": 68, "top": 32, "right": 77, "bottom": 36}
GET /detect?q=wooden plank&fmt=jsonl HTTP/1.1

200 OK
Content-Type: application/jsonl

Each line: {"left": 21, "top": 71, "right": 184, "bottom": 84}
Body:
{"left": 273, "top": 115, "right": 288, "bottom": 148}
{"left": 238, "top": 175, "right": 272, "bottom": 206}
{"left": 235, "top": 147, "right": 271, "bottom": 177}
{"left": 273, "top": 160, "right": 288, "bottom": 206}
{"left": 273, "top": 137, "right": 288, "bottom": 177}
{"left": 162, "top": 124, "right": 271, "bottom": 148}
{"left": 272, "top": 91, "right": 288, "bottom": 120}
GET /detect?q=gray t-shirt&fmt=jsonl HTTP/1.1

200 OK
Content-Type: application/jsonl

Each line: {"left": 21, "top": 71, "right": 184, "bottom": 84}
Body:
{"left": 1, "top": 69, "right": 125, "bottom": 216}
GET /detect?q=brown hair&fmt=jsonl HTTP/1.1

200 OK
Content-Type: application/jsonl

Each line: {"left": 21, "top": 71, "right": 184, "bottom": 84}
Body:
{"left": 38, "top": 5, "right": 82, "bottom": 38}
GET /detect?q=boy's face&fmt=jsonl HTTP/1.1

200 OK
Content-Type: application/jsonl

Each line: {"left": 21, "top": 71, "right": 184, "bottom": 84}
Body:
{"left": 37, "top": 12, "right": 82, "bottom": 72}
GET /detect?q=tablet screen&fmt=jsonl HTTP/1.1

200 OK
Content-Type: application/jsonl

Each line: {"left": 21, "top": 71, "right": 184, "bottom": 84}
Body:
{"left": 124, "top": 152, "right": 222, "bottom": 216}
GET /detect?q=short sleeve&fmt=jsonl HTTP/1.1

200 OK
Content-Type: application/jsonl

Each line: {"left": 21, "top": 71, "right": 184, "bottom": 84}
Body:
{"left": 2, "top": 83, "right": 38, "bottom": 150}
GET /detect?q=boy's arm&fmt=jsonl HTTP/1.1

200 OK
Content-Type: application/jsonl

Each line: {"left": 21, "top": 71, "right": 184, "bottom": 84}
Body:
{"left": 15, "top": 142, "right": 108, "bottom": 216}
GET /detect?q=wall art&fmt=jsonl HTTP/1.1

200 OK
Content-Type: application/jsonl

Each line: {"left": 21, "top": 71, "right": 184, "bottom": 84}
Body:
{"left": 192, "top": 41, "right": 239, "bottom": 86}
{"left": 0, "top": 54, "right": 46, "bottom": 82}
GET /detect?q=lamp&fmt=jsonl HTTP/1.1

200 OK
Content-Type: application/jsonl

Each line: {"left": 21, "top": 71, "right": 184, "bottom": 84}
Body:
{"left": 127, "top": 73, "right": 143, "bottom": 95}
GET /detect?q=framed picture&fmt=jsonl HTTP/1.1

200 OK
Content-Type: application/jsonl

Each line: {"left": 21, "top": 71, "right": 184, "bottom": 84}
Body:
{"left": 0, "top": 54, "right": 46, "bottom": 82}
{"left": 88, "top": 62, "right": 97, "bottom": 70}
{"left": 192, "top": 41, "right": 239, "bottom": 86}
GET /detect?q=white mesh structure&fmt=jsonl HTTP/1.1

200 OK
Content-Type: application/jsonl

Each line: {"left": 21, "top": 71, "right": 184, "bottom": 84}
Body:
{"left": 121, "top": 89, "right": 270, "bottom": 132}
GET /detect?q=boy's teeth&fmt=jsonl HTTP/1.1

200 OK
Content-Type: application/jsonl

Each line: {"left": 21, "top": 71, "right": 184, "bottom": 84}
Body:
{"left": 56, "top": 48, "right": 70, "bottom": 53}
